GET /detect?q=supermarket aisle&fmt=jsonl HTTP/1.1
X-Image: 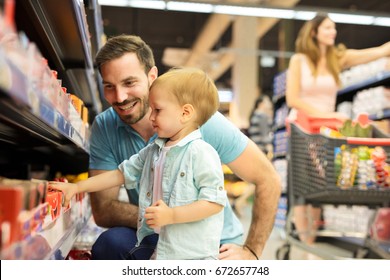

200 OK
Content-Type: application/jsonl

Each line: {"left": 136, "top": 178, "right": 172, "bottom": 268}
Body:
{"left": 239, "top": 202, "right": 323, "bottom": 260}
{"left": 238, "top": 202, "right": 379, "bottom": 260}
{"left": 239, "top": 202, "right": 283, "bottom": 260}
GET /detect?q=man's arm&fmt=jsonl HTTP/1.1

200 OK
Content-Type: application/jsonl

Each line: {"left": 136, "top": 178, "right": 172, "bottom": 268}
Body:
{"left": 219, "top": 140, "right": 281, "bottom": 260}
{"left": 89, "top": 169, "right": 139, "bottom": 228}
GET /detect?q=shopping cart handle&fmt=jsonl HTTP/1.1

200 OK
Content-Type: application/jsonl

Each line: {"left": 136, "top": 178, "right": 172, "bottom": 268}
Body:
{"left": 347, "top": 137, "right": 390, "bottom": 146}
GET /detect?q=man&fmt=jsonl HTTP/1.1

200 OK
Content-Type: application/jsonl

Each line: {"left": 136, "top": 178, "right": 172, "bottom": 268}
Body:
{"left": 89, "top": 34, "right": 281, "bottom": 260}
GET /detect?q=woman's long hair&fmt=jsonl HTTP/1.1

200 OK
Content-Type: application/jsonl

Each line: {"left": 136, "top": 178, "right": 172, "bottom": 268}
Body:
{"left": 295, "top": 13, "right": 346, "bottom": 84}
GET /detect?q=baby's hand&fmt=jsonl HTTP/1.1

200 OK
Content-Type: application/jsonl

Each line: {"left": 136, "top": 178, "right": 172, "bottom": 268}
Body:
{"left": 144, "top": 200, "right": 173, "bottom": 228}
{"left": 48, "top": 181, "right": 77, "bottom": 207}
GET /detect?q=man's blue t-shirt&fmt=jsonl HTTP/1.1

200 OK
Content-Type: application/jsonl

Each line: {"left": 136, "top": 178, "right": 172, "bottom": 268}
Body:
{"left": 89, "top": 107, "right": 248, "bottom": 244}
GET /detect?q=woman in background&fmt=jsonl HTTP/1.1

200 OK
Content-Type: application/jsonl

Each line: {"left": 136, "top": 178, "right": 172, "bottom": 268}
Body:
{"left": 286, "top": 12, "right": 390, "bottom": 246}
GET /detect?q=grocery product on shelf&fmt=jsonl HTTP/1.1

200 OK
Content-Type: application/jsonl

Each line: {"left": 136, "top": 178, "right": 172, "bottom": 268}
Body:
{"left": 0, "top": 175, "right": 91, "bottom": 260}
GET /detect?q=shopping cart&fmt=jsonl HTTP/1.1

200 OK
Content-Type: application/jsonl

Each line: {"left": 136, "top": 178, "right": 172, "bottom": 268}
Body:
{"left": 276, "top": 114, "right": 390, "bottom": 259}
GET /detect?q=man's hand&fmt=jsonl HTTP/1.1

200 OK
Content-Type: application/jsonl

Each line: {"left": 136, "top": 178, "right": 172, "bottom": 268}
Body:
{"left": 144, "top": 200, "right": 173, "bottom": 228}
{"left": 219, "top": 243, "right": 258, "bottom": 260}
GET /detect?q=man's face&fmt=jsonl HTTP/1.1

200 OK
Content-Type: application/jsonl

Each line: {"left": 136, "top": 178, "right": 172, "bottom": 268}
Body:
{"left": 100, "top": 52, "right": 156, "bottom": 125}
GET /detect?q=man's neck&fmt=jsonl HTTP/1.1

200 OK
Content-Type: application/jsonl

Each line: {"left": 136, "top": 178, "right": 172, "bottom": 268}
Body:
{"left": 130, "top": 116, "right": 155, "bottom": 143}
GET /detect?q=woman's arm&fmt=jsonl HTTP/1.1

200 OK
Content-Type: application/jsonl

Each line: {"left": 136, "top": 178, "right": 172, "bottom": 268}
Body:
{"left": 340, "top": 41, "right": 390, "bottom": 69}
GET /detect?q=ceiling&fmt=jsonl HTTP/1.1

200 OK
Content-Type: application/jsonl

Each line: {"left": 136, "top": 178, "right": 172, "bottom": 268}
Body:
{"left": 99, "top": 0, "right": 390, "bottom": 94}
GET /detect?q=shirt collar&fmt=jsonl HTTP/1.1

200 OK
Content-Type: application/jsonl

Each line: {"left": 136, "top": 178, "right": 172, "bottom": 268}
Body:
{"left": 154, "top": 129, "right": 202, "bottom": 149}
{"left": 111, "top": 108, "right": 128, "bottom": 129}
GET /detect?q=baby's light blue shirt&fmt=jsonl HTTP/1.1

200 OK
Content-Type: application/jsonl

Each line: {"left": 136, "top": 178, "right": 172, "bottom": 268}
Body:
{"left": 119, "top": 130, "right": 225, "bottom": 259}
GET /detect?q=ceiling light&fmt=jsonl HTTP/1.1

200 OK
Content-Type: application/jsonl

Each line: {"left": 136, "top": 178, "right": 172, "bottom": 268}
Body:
{"left": 218, "top": 89, "right": 233, "bottom": 103}
{"left": 329, "top": 13, "right": 375, "bottom": 25}
{"left": 260, "top": 56, "right": 275, "bottom": 68}
{"left": 98, "top": 0, "right": 128, "bottom": 7}
{"left": 167, "top": 1, "right": 213, "bottom": 13}
{"left": 98, "top": 0, "right": 166, "bottom": 10}
{"left": 293, "top": 11, "right": 316, "bottom": 21}
{"left": 214, "top": 5, "right": 295, "bottom": 19}
{"left": 98, "top": 0, "right": 390, "bottom": 27}
{"left": 374, "top": 17, "right": 390, "bottom": 27}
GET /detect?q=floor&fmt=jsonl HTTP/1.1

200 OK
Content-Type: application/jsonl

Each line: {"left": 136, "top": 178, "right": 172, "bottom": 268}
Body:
{"left": 238, "top": 202, "right": 298, "bottom": 260}
{"left": 238, "top": 202, "right": 353, "bottom": 260}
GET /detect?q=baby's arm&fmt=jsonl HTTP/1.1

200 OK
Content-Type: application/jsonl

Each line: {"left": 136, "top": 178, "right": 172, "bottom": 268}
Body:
{"left": 50, "top": 169, "right": 125, "bottom": 206}
{"left": 144, "top": 199, "right": 223, "bottom": 228}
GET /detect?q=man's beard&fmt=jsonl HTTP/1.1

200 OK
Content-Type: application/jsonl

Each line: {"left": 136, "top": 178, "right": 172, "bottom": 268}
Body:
{"left": 118, "top": 99, "right": 149, "bottom": 125}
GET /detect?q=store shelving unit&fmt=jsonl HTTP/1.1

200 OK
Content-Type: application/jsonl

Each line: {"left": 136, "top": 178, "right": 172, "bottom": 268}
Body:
{"left": 14, "top": 0, "right": 104, "bottom": 117}
{"left": 370, "top": 108, "right": 390, "bottom": 121}
{"left": 0, "top": 0, "right": 104, "bottom": 259}
{"left": 0, "top": 195, "right": 91, "bottom": 260}
{"left": 271, "top": 71, "right": 289, "bottom": 229}
{"left": 336, "top": 70, "right": 390, "bottom": 104}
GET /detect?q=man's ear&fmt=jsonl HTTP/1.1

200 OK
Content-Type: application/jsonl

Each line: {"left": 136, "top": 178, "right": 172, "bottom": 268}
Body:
{"left": 148, "top": 66, "right": 158, "bottom": 84}
{"left": 181, "top": 104, "right": 195, "bottom": 122}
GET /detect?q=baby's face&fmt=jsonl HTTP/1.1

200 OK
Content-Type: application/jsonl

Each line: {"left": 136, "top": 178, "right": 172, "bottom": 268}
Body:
{"left": 148, "top": 86, "right": 184, "bottom": 139}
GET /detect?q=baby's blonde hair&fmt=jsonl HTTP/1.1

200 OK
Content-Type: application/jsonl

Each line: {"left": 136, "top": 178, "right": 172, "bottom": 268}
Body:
{"left": 150, "top": 67, "right": 219, "bottom": 126}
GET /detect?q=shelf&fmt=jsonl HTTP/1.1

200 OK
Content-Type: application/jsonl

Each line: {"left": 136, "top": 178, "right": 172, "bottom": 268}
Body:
{"left": 0, "top": 93, "right": 88, "bottom": 150}
{"left": 336, "top": 71, "right": 390, "bottom": 104}
{"left": 0, "top": 55, "right": 89, "bottom": 153}
{"left": 15, "top": 0, "right": 103, "bottom": 118}
{"left": 0, "top": 54, "right": 89, "bottom": 175}
{"left": 369, "top": 108, "right": 390, "bottom": 121}
{"left": 273, "top": 124, "right": 286, "bottom": 132}
{"left": 84, "top": 0, "right": 104, "bottom": 62}
{"left": 272, "top": 94, "right": 286, "bottom": 110}
{"left": 0, "top": 91, "right": 89, "bottom": 174}
{"left": 0, "top": 195, "right": 91, "bottom": 260}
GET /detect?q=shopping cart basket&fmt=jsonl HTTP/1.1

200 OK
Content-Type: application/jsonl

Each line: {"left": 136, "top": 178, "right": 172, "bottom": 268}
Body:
{"left": 276, "top": 116, "right": 390, "bottom": 260}
{"left": 289, "top": 122, "right": 390, "bottom": 206}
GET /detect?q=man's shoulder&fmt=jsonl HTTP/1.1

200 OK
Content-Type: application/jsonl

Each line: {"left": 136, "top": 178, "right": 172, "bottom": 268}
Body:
{"left": 202, "top": 111, "right": 227, "bottom": 129}
{"left": 94, "top": 107, "right": 117, "bottom": 124}
{"left": 201, "top": 111, "right": 241, "bottom": 137}
{"left": 91, "top": 107, "right": 118, "bottom": 138}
